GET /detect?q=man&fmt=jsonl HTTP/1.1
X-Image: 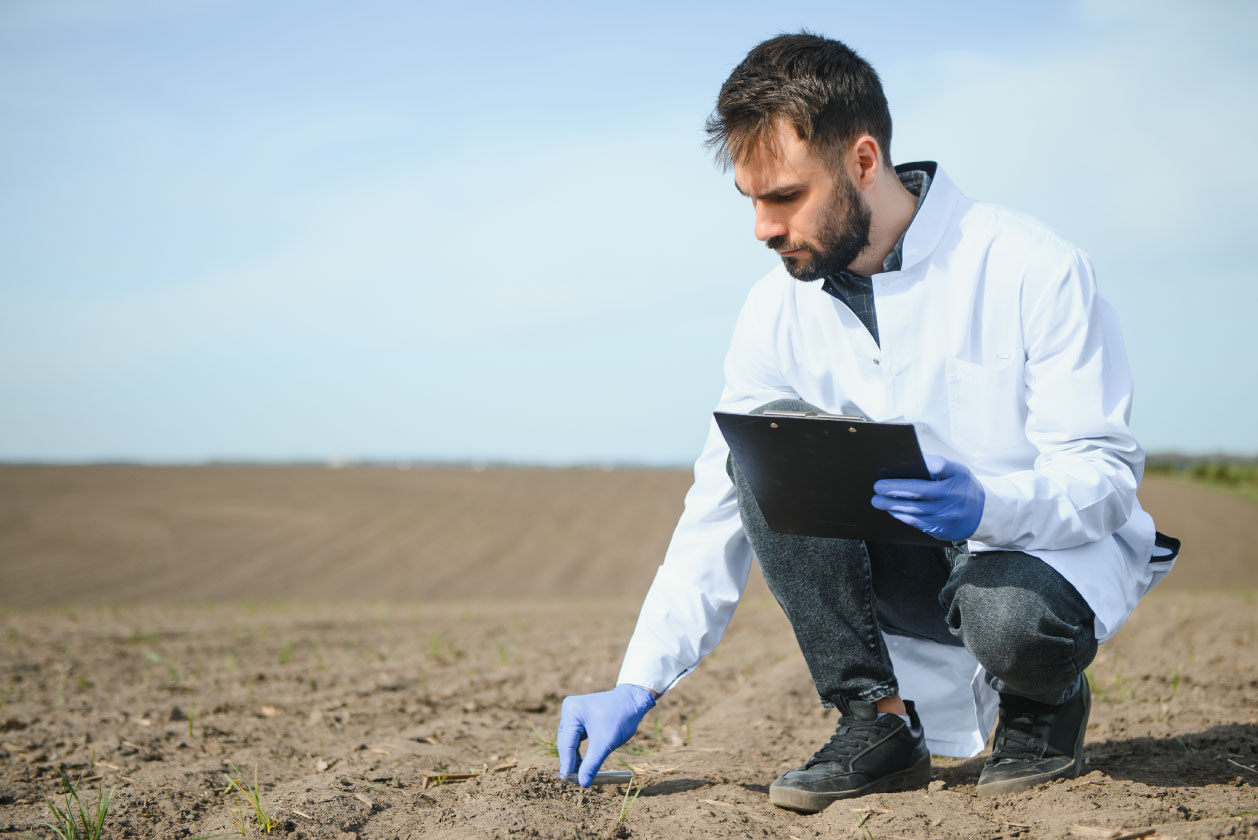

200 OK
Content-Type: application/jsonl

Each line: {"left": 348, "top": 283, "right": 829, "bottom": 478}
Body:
{"left": 556, "top": 32, "right": 1176, "bottom": 812}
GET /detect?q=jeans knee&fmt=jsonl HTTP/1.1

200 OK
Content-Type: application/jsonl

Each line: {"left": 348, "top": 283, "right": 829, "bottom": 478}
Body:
{"left": 748, "top": 398, "right": 822, "bottom": 416}
{"left": 946, "top": 580, "right": 1096, "bottom": 691}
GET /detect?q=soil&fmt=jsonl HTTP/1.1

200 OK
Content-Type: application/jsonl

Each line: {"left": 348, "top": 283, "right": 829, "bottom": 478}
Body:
{"left": 0, "top": 466, "right": 1255, "bottom": 839}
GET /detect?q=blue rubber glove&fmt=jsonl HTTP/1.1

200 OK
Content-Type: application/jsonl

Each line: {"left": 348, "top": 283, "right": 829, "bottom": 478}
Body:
{"left": 871, "top": 454, "right": 986, "bottom": 542}
{"left": 557, "top": 684, "right": 655, "bottom": 786}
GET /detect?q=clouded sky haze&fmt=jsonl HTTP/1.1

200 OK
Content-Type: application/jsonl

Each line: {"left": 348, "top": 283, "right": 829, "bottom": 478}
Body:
{"left": 2, "top": 0, "right": 1255, "bottom": 464}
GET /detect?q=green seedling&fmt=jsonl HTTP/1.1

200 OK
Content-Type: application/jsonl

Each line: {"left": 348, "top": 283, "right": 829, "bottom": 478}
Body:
{"left": 528, "top": 724, "right": 559, "bottom": 757}
{"left": 351, "top": 779, "right": 397, "bottom": 796}
{"left": 188, "top": 700, "right": 196, "bottom": 738}
{"left": 221, "top": 765, "right": 279, "bottom": 834}
{"left": 142, "top": 648, "right": 182, "bottom": 683}
{"left": 852, "top": 808, "right": 878, "bottom": 840}
{"left": 621, "top": 740, "right": 652, "bottom": 756}
{"left": 1086, "top": 660, "right": 1134, "bottom": 704}
{"left": 616, "top": 776, "right": 643, "bottom": 824}
{"left": 278, "top": 643, "right": 294, "bottom": 665}
{"left": 426, "top": 632, "right": 463, "bottom": 660}
{"left": 31, "top": 765, "right": 111, "bottom": 840}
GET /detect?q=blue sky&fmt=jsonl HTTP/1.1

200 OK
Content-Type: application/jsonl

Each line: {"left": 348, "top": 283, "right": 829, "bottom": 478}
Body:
{"left": 2, "top": 0, "right": 1255, "bottom": 464}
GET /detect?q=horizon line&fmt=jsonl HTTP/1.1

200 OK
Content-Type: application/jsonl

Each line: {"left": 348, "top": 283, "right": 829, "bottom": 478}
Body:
{"left": 1, "top": 452, "right": 1256, "bottom": 470}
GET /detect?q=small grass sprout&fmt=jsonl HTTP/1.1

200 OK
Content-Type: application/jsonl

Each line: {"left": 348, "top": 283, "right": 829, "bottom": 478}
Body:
{"left": 221, "top": 765, "right": 279, "bottom": 834}
{"left": 35, "top": 765, "right": 112, "bottom": 840}
{"left": 527, "top": 723, "right": 559, "bottom": 757}
{"left": 621, "top": 740, "right": 652, "bottom": 756}
{"left": 616, "top": 775, "right": 643, "bottom": 824}
{"left": 350, "top": 779, "right": 396, "bottom": 796}
{"left": 141, "top": 648, "right": 182, "bottom": 683}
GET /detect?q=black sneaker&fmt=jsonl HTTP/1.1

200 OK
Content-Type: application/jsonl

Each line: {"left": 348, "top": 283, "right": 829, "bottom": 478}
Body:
{"left": 976, "top": 675, "right": 1091, "bottom": 797}
{"left": 768, "top": 700, "right": 931, "bottom": 813}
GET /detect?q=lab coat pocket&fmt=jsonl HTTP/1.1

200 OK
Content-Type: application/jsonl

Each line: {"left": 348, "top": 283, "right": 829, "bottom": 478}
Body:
{"left": 945, "top": 358, "right": 1025, "bottom": 456}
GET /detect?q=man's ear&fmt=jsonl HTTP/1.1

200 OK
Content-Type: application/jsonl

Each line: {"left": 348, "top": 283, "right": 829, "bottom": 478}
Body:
{"left": 848, "top": 135, "right": 882, "bottom": 189}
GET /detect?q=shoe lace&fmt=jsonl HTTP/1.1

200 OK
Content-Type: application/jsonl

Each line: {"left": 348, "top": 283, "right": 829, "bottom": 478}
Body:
{"left": 991, "top": 699, "right": 1052, "bottom": 761}
{"left": 806, "top": 718, "right": 886, "bottom": 767}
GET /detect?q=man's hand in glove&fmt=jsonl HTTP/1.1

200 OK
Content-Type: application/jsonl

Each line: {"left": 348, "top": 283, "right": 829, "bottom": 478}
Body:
{"left": 557, "top": 684, "right": 656, "bottom": 786}
{"left": 871, "top": 454, "right": 985, "bottom": 542}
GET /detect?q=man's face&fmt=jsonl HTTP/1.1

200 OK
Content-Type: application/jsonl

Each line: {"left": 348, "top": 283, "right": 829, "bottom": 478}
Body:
{"left": 733, "top": 121, "right": 871, "bottom": 281}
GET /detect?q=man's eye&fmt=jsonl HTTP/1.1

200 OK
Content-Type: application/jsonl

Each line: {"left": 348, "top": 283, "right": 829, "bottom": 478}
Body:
{"left": 776, "top": 192, "right": 800, "bottom": 203}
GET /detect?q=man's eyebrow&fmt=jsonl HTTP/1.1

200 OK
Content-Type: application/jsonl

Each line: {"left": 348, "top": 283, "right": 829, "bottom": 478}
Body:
{"left": 734, "top": 181, "right": 805, "bottom": 200}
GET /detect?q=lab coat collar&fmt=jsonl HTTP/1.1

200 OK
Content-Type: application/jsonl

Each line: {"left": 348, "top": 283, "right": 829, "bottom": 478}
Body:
{"left": 893, "top": 161, "right": 960, "bottom": 274}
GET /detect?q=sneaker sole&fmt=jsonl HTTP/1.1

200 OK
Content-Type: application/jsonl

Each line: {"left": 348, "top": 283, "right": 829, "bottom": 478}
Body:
{"left": 769, "top": 754, "right": 931, "bottom": 813}
{"left": 976, "top": 678, "right": 1092, "bottom": 798}
{"left": 974, "top": 756, "right": 1079, "bottom": 797}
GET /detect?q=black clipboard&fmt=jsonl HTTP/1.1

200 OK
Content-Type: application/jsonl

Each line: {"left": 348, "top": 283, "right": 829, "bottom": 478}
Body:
{"left": 714, "top": 410, "right": 948, "bottom": 546}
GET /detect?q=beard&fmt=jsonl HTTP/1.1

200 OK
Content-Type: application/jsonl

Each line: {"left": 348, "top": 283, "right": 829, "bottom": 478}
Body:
{"left": 767, "top": 173, "right": 872, "bottom": 282}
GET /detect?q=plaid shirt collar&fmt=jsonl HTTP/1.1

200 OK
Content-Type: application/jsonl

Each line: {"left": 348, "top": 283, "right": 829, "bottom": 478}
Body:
{"left": 882, "top": 166, "right": 933, "bottom": 273}
{"left": 821, "top": 163, "right": 936, "bottom": 346}
{"left": 834, "top": 163, "right": 934, "bottom": 285}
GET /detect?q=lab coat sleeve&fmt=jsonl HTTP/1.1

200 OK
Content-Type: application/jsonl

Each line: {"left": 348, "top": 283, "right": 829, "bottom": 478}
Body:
{"left": 971, "top": 249, "right": 1144, "bottom": 550}
{"left": 617, "top": 278, "right": 799, "bottom": 694}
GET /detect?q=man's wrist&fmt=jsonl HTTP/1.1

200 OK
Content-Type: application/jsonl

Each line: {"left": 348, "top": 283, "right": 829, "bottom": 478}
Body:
{"left": 619, "top": 683, "right": 659, "bottom": 706}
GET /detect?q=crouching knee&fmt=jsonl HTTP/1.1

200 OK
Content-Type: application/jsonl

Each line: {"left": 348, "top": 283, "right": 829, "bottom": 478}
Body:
{"left": 750, "top": 398, "right": 823, "bottom": 416}
{"left": 942, "top": 556, "right": 1097, "bottom": 698}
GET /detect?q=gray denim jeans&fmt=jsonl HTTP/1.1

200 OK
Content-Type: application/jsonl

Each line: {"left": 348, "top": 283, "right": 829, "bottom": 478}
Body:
{"left": 731, "top": 399, "right": 1097, "bottom": 709}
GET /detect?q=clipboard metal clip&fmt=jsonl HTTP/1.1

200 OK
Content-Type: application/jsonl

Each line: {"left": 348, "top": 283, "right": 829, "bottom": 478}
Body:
{"left": 762, "top": 409, "right": 869, "bottom": 422}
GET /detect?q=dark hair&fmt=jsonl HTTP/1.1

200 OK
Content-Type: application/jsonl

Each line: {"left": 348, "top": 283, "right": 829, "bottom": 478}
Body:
{"left": 705, "top": 32, "right": 893, "bottom": 171}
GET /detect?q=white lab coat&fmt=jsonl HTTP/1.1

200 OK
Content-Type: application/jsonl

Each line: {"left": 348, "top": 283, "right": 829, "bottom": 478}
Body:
{"left": 616, "top": 164, "right": 1173, "bottom": 758}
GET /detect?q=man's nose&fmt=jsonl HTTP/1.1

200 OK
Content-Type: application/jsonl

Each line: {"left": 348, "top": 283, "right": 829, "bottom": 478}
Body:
{"left": 753, "top": 201, "right": 787, "bottom": 243}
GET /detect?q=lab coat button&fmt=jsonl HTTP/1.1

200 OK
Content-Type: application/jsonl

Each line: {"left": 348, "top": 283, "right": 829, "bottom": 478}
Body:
{"left": 872, "top": 358, "right": 880, "bottom": 365}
